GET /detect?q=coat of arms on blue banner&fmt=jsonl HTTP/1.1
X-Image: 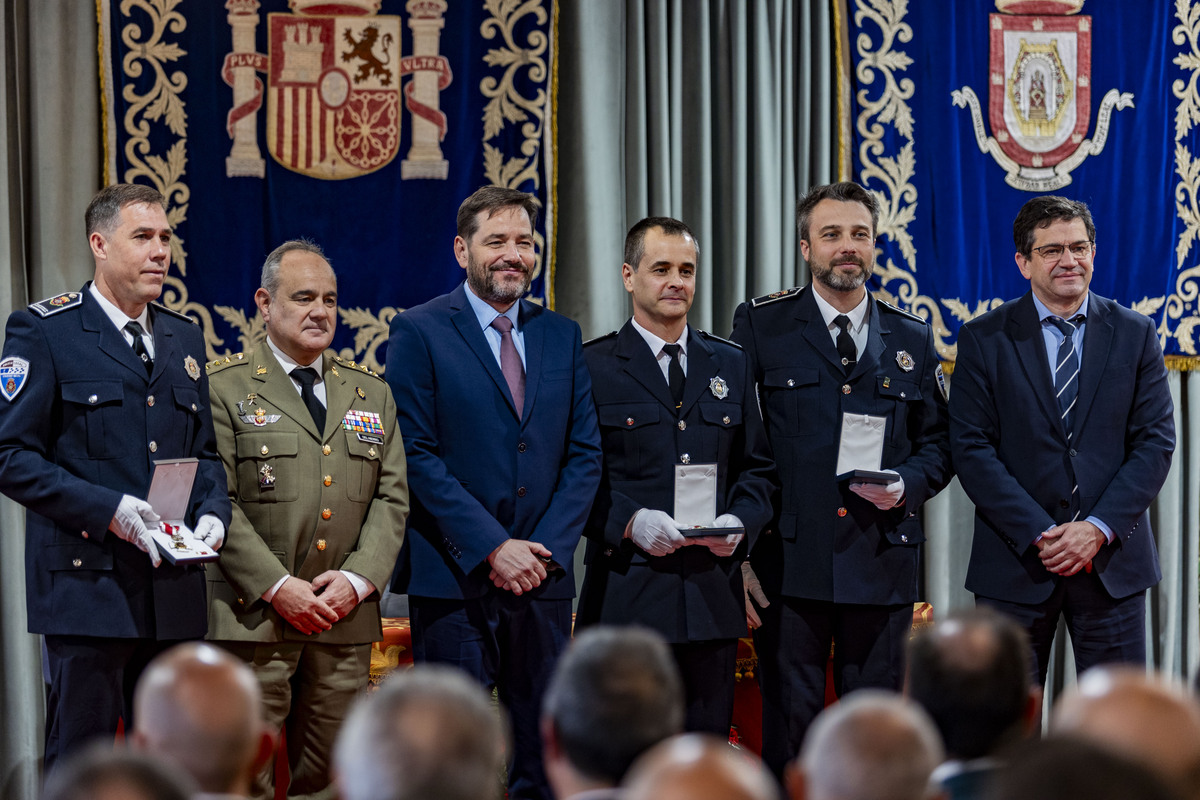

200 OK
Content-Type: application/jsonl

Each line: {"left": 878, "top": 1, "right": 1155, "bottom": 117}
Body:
{"left": 102, "top": 0, "right": 552, "bottom": 372}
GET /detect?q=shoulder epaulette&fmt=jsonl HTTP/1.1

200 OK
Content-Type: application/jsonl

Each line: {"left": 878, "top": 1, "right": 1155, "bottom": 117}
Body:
{"left": 877, "top": 299, "right": 927, "bottom": 324}
{"left": 583, "top": 331, "right": 618, "bottom": 346}
{"left": 749, "top": 287, "right": 802, "bottom": 307}
{"left": 332, "top": 354, "right": 384, "bottom": 380}
{"left": 697, "top": 330, "right": 743, "bottom": 349}
{"left": 151, "top": 303, "right": 198, "bottom": 324}
{"left": 28, "top": 292, "right": 83, "bottom": 317}
{"left": 206, "top": 352, "right": 250, "bottom": 374}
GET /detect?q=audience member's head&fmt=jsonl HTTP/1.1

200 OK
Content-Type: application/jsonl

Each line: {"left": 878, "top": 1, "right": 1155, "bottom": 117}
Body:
{"left": 541, "top": 626, "right": 684, "bottom": 798}
{"left": 131, "top": 642, "right": 272, "bottom": 797}
{"left": 41, "top": 745, "right": 197, "bottom": 800}
{"left": 789, "top": 690, "right": 944, "bottom": 800}
{"left": 983, "top": 735, "right": 1182, "bottom": 800}
{"left": 1051, "top": 665, "right": 1200, "bottom": 799}
{"left": 906, "top": 607, "right": 1039, "bottom": 760}
{"left": 623, "top": 734, "right": 777, "bottom": 800}
{"left": 334, "top": 664, "right": 507, "bottom": 800}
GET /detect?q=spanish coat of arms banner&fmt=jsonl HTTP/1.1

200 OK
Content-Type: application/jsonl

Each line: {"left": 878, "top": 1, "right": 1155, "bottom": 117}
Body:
{"left": 101, "top": 0, "right": 554, "bottom": 372}
{"left": 847, "top": 0, "right": 1200, "bottom": 363}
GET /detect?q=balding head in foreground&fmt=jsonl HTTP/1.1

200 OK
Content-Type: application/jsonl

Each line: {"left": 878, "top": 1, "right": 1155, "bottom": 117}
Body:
{"left": 789, "top": 690, "right": 944, "bottom": 800}
{"left": 623, "top": 734, "right": 777, "bottom": 800}
{"left": 131, "top": 642, "right": 272, "bottom": 797}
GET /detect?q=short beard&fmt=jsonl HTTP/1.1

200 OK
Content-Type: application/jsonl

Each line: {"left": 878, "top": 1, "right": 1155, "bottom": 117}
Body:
{"left": 467, "top": 257, "right": 531, "bottom": 305}
{"left": 814, "top": 257, "right": 870, "bottom": 292}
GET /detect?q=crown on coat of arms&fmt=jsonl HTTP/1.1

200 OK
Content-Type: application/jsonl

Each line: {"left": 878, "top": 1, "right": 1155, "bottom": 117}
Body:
{"left": 995, "top": 0, "right": 1084, "bottom": 14}
{"left": 288, "top": 0, "right": 379, "bottom": 17}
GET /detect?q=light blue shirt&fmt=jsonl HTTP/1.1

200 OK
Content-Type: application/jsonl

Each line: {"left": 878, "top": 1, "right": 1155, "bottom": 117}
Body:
{"left": 464, "top": 282, "right": 527, "bottom": 370}
{"left": 1030, "top": 292, "right": 1112, "bottom": 543}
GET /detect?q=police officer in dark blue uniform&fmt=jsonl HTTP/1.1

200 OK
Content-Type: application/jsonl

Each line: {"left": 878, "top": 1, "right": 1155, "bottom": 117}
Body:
{"left": 730, "top": 183, "right": 951, "bottom": 775}
{"left": 576, "top": 217, "right": 774, "bottom": 737}
{"left": 0, "top": 184, "right": 230, "bottom": 770}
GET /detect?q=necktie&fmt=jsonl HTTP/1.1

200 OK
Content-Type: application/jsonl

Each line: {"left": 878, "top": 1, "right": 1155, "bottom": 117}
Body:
{"left": 834, "top": 314, "right": 857, "bottom": 374}
{"left": 124, "top": 321, "right": 153, "bottom": 376}
{"left": 662, "top": 343, "right": 685, "bottom": 410}
{"left": 1049, "top": 316, "right": 1081, "bottom": 440}
{"left": 292, "top": 367, "right": 326, "bottom": 432}
{"left": 491, "top": 315, "right": 525, "bottom": 415}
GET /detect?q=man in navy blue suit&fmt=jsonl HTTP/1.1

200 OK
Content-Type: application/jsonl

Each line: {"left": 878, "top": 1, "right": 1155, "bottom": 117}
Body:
{"left": 950, "top": 195, "right": 1175, "bottom": 686}
{"left": 385, "top": 186, "right": 602, "bottom": 800}
{"left": 0, "top": 183, "right": 231, "bottom": 770}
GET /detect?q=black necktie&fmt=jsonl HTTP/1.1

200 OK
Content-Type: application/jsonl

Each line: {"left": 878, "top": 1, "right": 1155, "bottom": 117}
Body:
{"left": 834, "top": 314, "right": 857, "bottom": 374}
{"left": 124, "top": 321, "right": 153, "bottom": 376}
{"left": 292, "top": 367, "right": 326, "bottom": 432}
{"left": 1049, "top": 316, "right": 1082, "bottom": 440}
{"left": 662, "top": 343, "right": 685, "bottom": 411}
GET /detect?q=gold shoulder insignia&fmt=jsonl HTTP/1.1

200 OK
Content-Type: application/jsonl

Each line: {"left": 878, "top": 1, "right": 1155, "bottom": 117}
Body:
{"left": 150, "top": 302, "right": 198, "bottom": 324}
{"left": 583, "top": 331, "right": 618, "bottom": 347}
{"left": 877, "top": 299, "right": 927, "bottom": 324}
{"left": 749, "top": 287, "right": 802, "bottom": 307}
{"left": 206, "top": 354, "right": 248, "bottom": 374}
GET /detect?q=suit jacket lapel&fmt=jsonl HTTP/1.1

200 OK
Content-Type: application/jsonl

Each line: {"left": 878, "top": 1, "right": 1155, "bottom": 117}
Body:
{"left": 615, "top": 321, "right": 677, "bottom": 414}
{"left": 449, "top": 287, "right": 520, "bottom": 419}
{"left": 322, "top": 352, "right": 353, "bottom": 440}
{"left": 797, "top": 288, "right": 846, "bottom": 374}
{"left": 519, "top": 300, "right": 543, "bottom": 424}
{"left": 1009, "top": 293, "right": 1065, "bottom": 437}
{"left": 680, "top": 329, "right": 718, "bottom": 414}
{"left": 249, "top": 344, "right": 322, "bottom": 440}
{"left": 147, "top": 306, "right": 177, "bottom": 388}
{"left": 1074, "top": 293, "right": 1113, "bottom": 438}
{"left": 848, "top": 298, "right": 886, "bottom": 382}
{"left": 82, "top": 289, "right": 150, "bottom": 381}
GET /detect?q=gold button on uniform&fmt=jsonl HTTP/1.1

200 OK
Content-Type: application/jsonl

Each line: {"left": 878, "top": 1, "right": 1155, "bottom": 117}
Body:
{"left": 323, "top": 475, "right": 333, "bottom": 487}
{"left": 317, "top": 539, "right": 327, "bottom": 551}
{"left": 722, "top": 415, "right": 731, "bottom": 424}
{"left": 677, "top": 420, "right": 687, "bottom": 431}
{"left": 88, "top": 394, "right": 98, "bottom": 404}
{"left": 786, "top": 379, "right": 795, "bottom": 388}
{"left": 321, "top": 508, "right": 332, "bottom": 520}
{"left": 681, "top": 453, "right": 691, "bottom": 464}
{"left": 841, "top": 385, "right": 851, "bottom": 395}
{"left": 261, "top": 445, "right": 269, "bottom": 456}
{"left": 837, "top": 507, "right": 847, "bottom": 517}
{"left": 322, "top": 444, "right": 332, "bottom": 455}
{"left": 148, "top": 441, "right": 158, "bottom": 453}
{"left": 72, "top": 558, "right": 82, "bottom": 568}
{"left": 146, "top": 395, "right": 155, "bottom": 407}
{"left": 626, "top": 417, "right": 635, "bottom": 427}
{"left": 191, "top": 403, "right": 198, "bottom": 411}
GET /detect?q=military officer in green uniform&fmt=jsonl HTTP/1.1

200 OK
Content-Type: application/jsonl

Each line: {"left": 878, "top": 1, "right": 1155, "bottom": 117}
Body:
{"left": 205, "top": 239, "right": 409, "bottom": 800}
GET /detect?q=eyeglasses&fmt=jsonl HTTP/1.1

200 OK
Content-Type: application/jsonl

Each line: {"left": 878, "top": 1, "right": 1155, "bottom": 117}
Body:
{"left": 1030, "top": 241, "right": 1094, "bottom": 261}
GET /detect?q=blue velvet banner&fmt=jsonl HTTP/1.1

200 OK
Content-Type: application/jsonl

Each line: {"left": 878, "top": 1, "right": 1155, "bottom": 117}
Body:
{"left": 847, "top": 0, "right": 1200, "bottom": 361}
{"left": 101, "top": 0, "right": 555, "bottom": 372}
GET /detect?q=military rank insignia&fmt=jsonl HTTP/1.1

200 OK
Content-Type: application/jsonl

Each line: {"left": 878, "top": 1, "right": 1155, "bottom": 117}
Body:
{"left": 342, "top": 409, "right": 385, "bottom": 437}
{"left": 0, "top": 356, "right": 29, "bottom": 401}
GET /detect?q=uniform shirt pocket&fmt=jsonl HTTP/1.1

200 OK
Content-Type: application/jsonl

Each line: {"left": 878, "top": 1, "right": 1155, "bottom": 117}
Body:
{"left": 235, "top": 430, "right": 300, "bottom": 503}
{"left": 61, "top": 380, "right": 127, "bottom": 458}
{"left": 345, "top": 430, "right": 382, "bottom": 503}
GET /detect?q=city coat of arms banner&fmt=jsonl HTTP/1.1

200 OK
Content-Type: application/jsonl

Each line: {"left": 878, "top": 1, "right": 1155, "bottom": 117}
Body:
{"left": 101, "top": 0, "right": 555, "bottom": 371}
{"left": 846, "top": 0, "right": 1200, "bottom": 363}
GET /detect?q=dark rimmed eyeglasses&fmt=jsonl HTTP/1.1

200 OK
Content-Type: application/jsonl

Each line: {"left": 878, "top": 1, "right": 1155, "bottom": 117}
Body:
{"left": 1030, "top": 241, "right": 1094, "bottom": 261}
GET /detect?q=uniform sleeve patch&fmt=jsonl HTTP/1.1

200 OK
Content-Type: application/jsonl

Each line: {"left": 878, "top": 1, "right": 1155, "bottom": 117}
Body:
{"left": 0, "top": 356, "right": 30, "bottom": 401}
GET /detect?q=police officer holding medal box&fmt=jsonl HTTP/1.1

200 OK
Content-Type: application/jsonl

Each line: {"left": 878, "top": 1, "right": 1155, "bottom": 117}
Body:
{"left": 204, "top": 239, "right": 408, "bottom": 800}
{"left": 0, "top": 183, "right": 231, "bottom": 771}
{"left": 576, "top": 217, "right": 775, "bottom": 737}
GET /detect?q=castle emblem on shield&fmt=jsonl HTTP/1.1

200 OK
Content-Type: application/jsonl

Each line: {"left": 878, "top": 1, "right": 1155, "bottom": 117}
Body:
{"left": 951, "top": 0, "right": 1132, "bottom": 192}
{"left": 222, "top": 0, "right": 452, "bottom": 181}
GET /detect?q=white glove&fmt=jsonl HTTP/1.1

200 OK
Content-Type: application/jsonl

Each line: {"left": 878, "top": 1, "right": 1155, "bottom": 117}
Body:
{"left": 742, "top": 561, "right": 769, "bottom": 629}
{"left": 692, "top": 513, "right": 745, "bottom": 557}
{"left": 628, "top": 509, "right": 687, "bottom": 557}
{"left": 850, "top": 470, "right": 905, "bottom": 510}
{"left": 110, "top": 495, "right": 162, "bottom": 567}
{"left": 194, "top": 515, "right": 226, "bottom": 550}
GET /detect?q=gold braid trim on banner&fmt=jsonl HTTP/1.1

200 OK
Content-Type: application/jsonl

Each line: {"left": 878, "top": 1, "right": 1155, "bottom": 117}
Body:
{"left": 480, "top": 0, "right": 550, "bottom": 308}
{"left": 854, "top": 0, "right": 960, "bottom": 361}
